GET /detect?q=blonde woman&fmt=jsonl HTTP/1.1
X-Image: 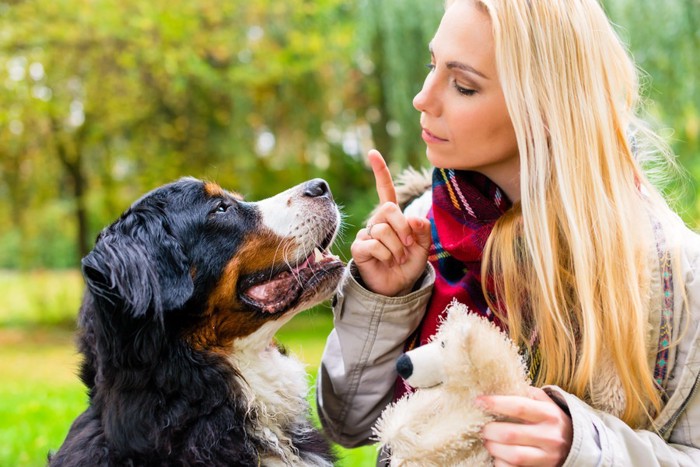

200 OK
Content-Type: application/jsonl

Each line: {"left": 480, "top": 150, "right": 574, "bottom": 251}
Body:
{"left": 317, "top": 0, "right": 700, "bottom": 465}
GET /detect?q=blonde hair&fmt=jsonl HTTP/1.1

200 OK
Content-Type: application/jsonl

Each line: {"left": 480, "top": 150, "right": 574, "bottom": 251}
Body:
{"left": 456, "top": 0, "right": 684, "bottom": 427}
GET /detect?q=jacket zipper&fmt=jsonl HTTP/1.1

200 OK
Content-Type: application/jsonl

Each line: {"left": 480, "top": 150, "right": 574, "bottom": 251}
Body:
{"left": 660, "top": 373, "right": 700, "bottom": 436}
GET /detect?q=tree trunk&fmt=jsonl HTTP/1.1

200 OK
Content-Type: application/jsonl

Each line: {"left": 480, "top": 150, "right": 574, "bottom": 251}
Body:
{"left": 50, "top": 115, "right": 90, "bottom": 262}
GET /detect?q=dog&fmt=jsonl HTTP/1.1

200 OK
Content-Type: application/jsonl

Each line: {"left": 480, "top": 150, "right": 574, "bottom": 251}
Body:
{"left": 49, "top": 177, "right": 344, "bottom": 466}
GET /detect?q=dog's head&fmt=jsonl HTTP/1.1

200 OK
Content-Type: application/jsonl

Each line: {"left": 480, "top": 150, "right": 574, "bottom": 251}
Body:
{"left": 81, "top": 177, "right": 343, "bottom": 354}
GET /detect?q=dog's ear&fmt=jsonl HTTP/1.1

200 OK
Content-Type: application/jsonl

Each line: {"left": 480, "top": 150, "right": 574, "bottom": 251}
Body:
{"left": 81, "top": 206, "right": 193, "bottom": 318}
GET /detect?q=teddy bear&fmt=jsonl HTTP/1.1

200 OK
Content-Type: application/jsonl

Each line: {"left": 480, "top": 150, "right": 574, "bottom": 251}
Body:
{"left": 372, "top": 300, "right": 531, "bottom": 467}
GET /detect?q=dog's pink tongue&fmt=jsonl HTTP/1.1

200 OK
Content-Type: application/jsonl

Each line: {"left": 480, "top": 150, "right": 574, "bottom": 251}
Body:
{"left": 245, "top": 271, "right": 294, "bottom": 313}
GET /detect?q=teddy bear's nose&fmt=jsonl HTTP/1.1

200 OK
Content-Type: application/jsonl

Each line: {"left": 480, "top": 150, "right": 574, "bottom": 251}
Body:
{"left": 396, "top": 354, "right": 413, "bottom": 380}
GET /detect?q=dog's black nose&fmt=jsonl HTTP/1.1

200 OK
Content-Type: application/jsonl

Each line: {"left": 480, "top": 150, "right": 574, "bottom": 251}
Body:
{"left": 396, "top": 354, "right": 413, "bottom": 380}
{"left": 303, "top": 179, "right": 332, "bottom": 200}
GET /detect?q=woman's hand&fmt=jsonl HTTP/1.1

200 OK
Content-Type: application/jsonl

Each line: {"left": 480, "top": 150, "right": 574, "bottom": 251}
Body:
{"left": 477, "top": 387, "right": 573, "bottom": 467}
{"left": 351, "top": 149, "right": 432, "bottom": 296}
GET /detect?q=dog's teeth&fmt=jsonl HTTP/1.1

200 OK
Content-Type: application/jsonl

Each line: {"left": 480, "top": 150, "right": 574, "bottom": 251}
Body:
{"left": 314, "top": 248, "right": 324, "bottom": 262}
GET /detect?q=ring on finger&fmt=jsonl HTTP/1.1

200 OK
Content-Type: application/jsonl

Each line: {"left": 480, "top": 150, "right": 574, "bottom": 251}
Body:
{"left": 366, "top": 222, "right": 376, "bottom": 239}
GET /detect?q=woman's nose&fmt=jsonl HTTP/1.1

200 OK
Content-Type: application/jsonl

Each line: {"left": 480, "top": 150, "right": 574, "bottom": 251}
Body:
{"left": 413, "top": 74, "right": 439, "bottom": 116}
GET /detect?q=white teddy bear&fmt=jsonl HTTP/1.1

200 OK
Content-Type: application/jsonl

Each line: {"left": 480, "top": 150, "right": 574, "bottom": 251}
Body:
{"left": 372, "top": 300, "right": 531, "bottom": 467}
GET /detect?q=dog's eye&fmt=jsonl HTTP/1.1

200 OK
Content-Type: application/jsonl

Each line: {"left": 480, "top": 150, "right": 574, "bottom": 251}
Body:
{"left": 213, "top": 203, "right": 229, "bottom": 214}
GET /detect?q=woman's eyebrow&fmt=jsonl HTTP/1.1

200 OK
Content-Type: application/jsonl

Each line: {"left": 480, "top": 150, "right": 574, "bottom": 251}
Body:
{"left": 446, "top": 60, "right": 489, "bottom": 80}
{"left": 428, "top": 42, "right": 489, "bottom": 80}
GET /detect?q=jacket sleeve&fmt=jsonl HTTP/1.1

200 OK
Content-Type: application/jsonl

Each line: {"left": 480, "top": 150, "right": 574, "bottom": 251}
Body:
{"left": 544, "top": 385, "right": 700, "bottom": 466}
{"left": 316, "top": 261, "right": 435, "bottom": 448}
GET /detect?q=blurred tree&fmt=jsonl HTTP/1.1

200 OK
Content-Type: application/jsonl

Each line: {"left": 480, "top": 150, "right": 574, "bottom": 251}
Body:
{"left": 356, "top": 0, "right": 443, "bottom": 170}
{"left": 602, "top": 0, "right": 700, "bottom": 222}
{"left": 0, "top": 0, "right": 697, "bottom": 268}
{"left": 0, "top": 0, "right": 367, "bottom": 267}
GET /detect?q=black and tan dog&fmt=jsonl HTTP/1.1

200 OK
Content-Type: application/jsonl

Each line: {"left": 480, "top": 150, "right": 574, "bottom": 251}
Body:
{"left": 49, "top": 177, "right": 344, "bottom": 466}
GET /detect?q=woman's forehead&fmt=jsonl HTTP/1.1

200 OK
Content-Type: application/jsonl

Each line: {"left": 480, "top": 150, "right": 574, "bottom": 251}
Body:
{"left": 432, "top": 0, "right": 496, "bottom": 78}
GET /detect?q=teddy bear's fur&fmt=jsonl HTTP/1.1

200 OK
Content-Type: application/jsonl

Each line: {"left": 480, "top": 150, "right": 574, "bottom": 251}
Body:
{"left": 372, "top": 300, "right": 531, "bottom": 467}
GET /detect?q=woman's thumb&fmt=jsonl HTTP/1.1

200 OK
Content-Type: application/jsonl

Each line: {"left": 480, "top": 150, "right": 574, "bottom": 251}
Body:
{"left": 408, "top": 217, "right": 432, "bottom": 249}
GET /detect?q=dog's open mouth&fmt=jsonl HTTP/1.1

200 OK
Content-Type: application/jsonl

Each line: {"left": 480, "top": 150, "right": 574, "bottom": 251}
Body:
{"left": 239, "top": 245, "right": 344, "bottom": 315}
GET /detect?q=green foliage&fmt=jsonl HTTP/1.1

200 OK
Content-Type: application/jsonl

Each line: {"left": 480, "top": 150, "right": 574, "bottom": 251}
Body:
{"left": 602, "top": 0, "right": 700, "bottom": 223}
{"left": 0, "top": 0, "right": 698, "bottom": 259}
{"left": 0, "top": 0, "right": 370, "bottom": 267}
{"left": 356, "top": 0, "right": 443, "bottom": 168}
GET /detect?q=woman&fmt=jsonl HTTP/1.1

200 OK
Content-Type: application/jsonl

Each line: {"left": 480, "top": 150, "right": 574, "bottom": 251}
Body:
{"left": 317, "top": 0, "right": 700, "bottom": 465}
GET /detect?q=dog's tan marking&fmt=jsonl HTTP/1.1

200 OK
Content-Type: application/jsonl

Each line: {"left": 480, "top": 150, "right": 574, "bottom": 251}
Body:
{"left": 187, "top": 233, "right": 297, "bottom": 353}
{"left": 204, "top": 181, "right": 243, "bottom": 202}
{"left": 203, "top": 182, "right": 225, "bottom": 198}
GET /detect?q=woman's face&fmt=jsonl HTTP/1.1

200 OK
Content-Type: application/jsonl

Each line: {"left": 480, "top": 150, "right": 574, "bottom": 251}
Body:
{"left": 413, "top": 0, "right": 520, "bottom": 200}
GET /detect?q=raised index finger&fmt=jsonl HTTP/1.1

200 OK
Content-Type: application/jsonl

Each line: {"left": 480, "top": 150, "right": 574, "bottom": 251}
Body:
{"left": 368, "top": 149, "right": 398, "bottom": 205}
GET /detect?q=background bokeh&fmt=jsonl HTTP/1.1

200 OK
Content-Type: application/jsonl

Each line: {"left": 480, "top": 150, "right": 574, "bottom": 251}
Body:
{"left": 0, "top": 0, "right": 698, "bottom": 465}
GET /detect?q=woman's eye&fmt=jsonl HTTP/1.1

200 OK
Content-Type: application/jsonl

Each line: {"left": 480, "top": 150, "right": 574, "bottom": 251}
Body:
{"left": 425, "top": 63, "right": 436, "bottom": 73}
{"left": 454, "top": 82, "right": 476, "bottom": 96}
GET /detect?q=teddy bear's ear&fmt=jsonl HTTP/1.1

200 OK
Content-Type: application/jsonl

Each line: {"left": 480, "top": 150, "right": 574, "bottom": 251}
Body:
{"left": 450, "top": 320, "right": 472, "bottom": 349}
{"left": 458, "top": 321, "right": 472, "bottom": 335}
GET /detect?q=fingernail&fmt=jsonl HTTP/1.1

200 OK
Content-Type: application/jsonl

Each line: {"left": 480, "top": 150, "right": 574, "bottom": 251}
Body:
{"left": 474, "top": 397, "right": 487, "bottom": 409}
{"left": 405, "top": 236, "right": 414, "bottom": 246}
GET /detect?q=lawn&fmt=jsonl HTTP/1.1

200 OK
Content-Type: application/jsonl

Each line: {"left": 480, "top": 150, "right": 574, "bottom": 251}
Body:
{"left": 0, "top": 270, "right": 378, "bottom": 466}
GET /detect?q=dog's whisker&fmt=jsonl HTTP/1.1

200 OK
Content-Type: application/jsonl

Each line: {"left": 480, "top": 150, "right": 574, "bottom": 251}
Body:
{"left": 270, "top": 240, "right": 290, "bottom": 283}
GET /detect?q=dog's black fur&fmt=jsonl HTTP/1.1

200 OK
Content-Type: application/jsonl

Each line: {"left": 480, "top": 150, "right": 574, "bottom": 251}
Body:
{"left": 49, "top": 177, "right": 343, "bottom": 466}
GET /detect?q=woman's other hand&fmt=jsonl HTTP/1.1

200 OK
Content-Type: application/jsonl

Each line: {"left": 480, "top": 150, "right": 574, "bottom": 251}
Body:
{"left": 351, "top": 149, "right": 432, "bottom": 296}
{"left": 477, "top": 387, "right": 573, "bottom": 467}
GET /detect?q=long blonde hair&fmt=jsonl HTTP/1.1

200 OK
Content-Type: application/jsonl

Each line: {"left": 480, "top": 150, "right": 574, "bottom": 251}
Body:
{"left": 461, "top": 0, "right": 682, "bottom": 427}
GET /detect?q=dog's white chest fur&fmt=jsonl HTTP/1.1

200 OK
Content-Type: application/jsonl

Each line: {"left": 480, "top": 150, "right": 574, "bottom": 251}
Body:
{"left": 228, "top": 321, "right": 328, "bottom": 467}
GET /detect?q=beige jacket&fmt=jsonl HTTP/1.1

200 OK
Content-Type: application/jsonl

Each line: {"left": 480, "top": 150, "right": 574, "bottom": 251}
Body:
{"left": 317, "top": 182, "right": 700, "bottom": 465}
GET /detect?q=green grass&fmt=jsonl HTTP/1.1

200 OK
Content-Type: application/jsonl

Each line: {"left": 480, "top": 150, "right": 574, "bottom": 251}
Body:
{"left": 0, "top": 270, "right": 378, "bottom": 466}
{"left": 0, "top": 327, "right": 87, "bottom": 466}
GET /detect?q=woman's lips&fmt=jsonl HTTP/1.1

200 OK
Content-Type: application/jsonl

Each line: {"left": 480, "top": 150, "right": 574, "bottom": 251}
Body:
{"left": 421, "top": 128, "right": 448, "bottom": 144}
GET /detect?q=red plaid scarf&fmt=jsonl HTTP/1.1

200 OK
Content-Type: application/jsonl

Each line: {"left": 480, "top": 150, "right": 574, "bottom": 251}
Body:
{"left": 394, "top": 168, "right": 511, "bottom": 399}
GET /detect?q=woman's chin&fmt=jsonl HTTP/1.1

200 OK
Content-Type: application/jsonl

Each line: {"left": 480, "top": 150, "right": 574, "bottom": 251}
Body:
{"left": 425, "top": 150, "right": 452, "bottom": 170}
